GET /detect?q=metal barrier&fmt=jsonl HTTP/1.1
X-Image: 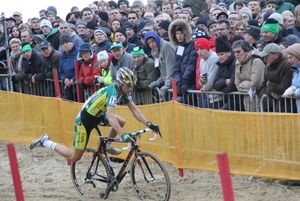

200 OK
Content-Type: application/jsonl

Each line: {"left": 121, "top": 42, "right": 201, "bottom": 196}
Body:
{"left": 14, "top": 72, "right": 299, "bottom": 113}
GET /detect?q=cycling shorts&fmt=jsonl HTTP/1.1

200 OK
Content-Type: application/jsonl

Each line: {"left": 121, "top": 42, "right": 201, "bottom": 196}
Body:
{"left": 73, "top": 109, "right": 109, "bottom": 150}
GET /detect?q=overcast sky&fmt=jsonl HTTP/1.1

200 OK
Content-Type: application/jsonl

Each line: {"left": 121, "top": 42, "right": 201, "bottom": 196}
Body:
{"left": 0, "top": 0, "right": 99, "bottom": 22}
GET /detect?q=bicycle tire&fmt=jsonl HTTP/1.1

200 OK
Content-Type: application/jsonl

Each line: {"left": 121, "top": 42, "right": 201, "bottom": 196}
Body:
{"left": 70, "top": 147, "right": 110, "bottom": 199}
{"left": 130, "top": 151, "right": 171, "bottom": 200}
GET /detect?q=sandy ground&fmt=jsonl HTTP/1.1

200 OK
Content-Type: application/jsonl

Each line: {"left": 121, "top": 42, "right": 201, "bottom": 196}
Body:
{"left": 1, "top": 141, "right": 300, "bottom": 201}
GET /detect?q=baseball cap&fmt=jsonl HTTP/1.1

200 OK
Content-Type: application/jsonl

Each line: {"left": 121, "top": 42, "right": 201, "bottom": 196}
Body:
{"left": 40, "top": 41, "right": 51, "bottom": 49}
{"left": 13, "top": 12, "right": 22, "bottom": 17}
{"left": 258, "top": 43, "right": 281, "bottom": 57}
{"left": 242, "top": 26, "right": 261, "bottom": 40}
{"left": 111, "top": 42, "right": 123, "bottom": 50}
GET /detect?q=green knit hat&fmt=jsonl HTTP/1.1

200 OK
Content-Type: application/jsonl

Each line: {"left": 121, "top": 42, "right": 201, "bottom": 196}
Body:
{"left": 131, "top": 46, "right": 145, "bottom": 56}
{"left": 20, "top": 44, "right": 32, "bottom": 53}
{"left": 261, "top": 20, "right": 279, "bottom": 34}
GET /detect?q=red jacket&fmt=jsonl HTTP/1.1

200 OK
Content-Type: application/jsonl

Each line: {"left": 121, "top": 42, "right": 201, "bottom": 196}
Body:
{"left": 78, "top": 54, "right": 100, "bottom": 85}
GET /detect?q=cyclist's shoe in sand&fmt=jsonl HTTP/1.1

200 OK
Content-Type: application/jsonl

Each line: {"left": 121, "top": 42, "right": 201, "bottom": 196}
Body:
{"left": 30, "top": 133, "right": 50, "bottom": 150}
{"left": 107, "top": 147, "right": 122, "bottom": 155}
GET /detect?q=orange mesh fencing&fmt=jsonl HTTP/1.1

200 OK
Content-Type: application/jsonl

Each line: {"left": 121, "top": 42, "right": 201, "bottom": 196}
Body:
{"left": 1, "top": 91, "right": 300, "bottom": 180}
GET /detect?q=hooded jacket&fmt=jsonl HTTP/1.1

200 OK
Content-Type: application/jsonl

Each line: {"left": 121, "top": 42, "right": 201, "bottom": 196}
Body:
{"left": 144, "top": 31, "right": 175, "bottom": 88}
{"left": 77, "top": 51, "right": 100, "bottom": 85}
{"left": 42, "top": 28, "right": 61, "bottom": 50}
{"left": 168, "top": 19, "right": 198, "bottom": 89}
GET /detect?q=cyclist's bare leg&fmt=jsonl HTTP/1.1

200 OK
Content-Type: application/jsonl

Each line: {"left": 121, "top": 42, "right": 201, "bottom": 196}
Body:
{"left": 54, "top": 145, "right": 84, "bottom": 162}
{"left": 107, "top": 114, "right": 125, "bottom": 138}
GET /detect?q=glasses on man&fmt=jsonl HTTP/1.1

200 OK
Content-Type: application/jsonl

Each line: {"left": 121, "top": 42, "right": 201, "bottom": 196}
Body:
{"left": 233, "top": 50, "right": 243, "bottom": 54}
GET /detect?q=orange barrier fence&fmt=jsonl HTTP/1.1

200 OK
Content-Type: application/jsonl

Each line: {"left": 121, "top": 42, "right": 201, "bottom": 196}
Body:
{"left": 0, "top": 91, "right": 300, "bottom": 180}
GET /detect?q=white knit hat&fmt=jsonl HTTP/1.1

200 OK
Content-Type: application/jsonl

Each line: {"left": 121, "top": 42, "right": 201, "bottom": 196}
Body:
{"left": 97, "top": 51, "right": 109, "bottom": 61}
{"left": 40, "top": 19, "right": 52, "bottom": 29}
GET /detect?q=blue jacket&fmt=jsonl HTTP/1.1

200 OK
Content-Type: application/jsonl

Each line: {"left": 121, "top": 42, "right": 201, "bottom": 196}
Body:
{"left": 58, "top": 45, "right": 79, "bottom": 82}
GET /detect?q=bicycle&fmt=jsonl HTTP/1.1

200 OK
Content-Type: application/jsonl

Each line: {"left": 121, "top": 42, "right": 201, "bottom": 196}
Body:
{"left": 70, "top": 126, "right": 171, "bottom": 200}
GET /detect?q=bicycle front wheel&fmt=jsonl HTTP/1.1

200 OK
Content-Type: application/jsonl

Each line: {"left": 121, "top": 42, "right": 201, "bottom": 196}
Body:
{"left": 130, "top": 151, "right": 171, "bottom": 201}
{"left": 70, "top": 147, "right": 110, "bottom": 199}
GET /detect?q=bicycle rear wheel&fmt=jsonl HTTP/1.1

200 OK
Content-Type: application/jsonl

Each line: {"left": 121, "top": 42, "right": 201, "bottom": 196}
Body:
{"left": 130, "top": 151, "right": 171, "bottom": 200}
{"left": 70, "top": 147, "right": 110, "bottom": 199}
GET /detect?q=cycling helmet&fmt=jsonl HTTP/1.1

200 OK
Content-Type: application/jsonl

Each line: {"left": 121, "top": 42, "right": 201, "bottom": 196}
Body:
{"left": 116, "top": 67, "right": 137, "bottom": 86}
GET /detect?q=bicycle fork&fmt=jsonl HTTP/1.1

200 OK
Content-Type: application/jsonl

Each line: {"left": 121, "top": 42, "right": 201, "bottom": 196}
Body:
{"left": 137, "top": 155, "right": 155, "bottom": 183}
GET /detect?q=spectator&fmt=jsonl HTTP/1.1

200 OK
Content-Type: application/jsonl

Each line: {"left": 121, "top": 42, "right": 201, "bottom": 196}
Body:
{"left": 213, "top": 35, "right": 243, "bottom": 110}
{"left": 281, "top": 10, "right": 294, "bottom": 29}
{"left": 207, "top": 20, "right": 218, "bottom": 36}
{"left": 145, "top": 31, "right": 176, "bottom": 101}
{"left": 233, "top": 40, "right": 266, "bottom": 112}
{"left": 276, "top": 0, "right": 295, "bottom": 14}
{"left": 131, "top": 46, "right": 160, "bottom": 105}
{"left": 114, "top": 28, "right": 136, "bottom": 53}
{"left": 168, "top": 19, "right": 198, "bottom": 105}
{"left": 157, "top": 20, "right": 171, "bottom": 42}
{"left": 248, "top": 0, "right": 261, "bottom": 20}
{"left": 95, "top": 50, "right": 113, "bottom": 88}
{"left": 233, "top": 21, "right": 248, "bottom": 36}
{"left": 287, "top": 5, "right": 300, "bottom": 38}
{"left": 228, "top": 12, "right": 239, "bottom": 29}
{"left": 242, "top": 26, "right": 261, "bottom": 48}
{"left": 258, "top": 43, "right": 293, "bottom": 112}
{"left": 110, "top": 42, "right": 135, "bottom": 83}
{"left": 239, "top": 7, "right": 252, "bottom": 22}
{"left": 58, "top": 34, "right": 80, "bottom": 101}
{"left": 9, "top": 38, "right": 23, "bottom": 92}
{"left": 20, "top": 43, "right": 46, "bottom": 95}
{"left": 77, "top": 43, "right": 100, "bottom": 97}
{"left": 123, "top": 22, "right": 143, "bottom": 47}
{"left": 58, "top": 21, "right": 84, "bottom": 52}
{"left": 6, "top": 17, "right": 16, "bottom": 32}
{"left": 261, "top": 18, "right": 283, "bottom": 45}
{"left": 20, "top": 30, "right": 40, "bottom": 51}
{"left": 12, "top": 12, "right": 23, "bottom": 26}
{"left": 194, "top": 38, "right": 219, "bottom": 108}
{"left": 216, "top": 19, "right": 235, "bottom": 44}
{"left": 40, "top": 41, "right": 61, "bottom": 97}
{"left": 81, "top": 7, "right": 95, "bottom": 23}
{"left": 30, "top": 17, "right": 41, "bottom": 34}
{"left": 283, "top": 44, "right": 300, "bottom": 113}
{"left": 40, "top": 19, "right": 61, "bottom": 50}
{"left": 92, "top": 28, "right": 111, "bottom": 53}
{"left": 76, "top": 19, "right": 90, "bottom": 43}
{"left": 40, "top": 41, "right": 61, "bottom": 79}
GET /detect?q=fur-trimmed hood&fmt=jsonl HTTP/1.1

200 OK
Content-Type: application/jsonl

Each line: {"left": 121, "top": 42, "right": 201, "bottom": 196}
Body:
{"left": 168, "top": 19, "right": 192, "bottom": 47}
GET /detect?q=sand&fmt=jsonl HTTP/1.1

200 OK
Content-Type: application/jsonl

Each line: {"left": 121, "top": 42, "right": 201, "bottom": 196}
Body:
{"left": 1, "top": 141, "right": 300, "bottom": 201}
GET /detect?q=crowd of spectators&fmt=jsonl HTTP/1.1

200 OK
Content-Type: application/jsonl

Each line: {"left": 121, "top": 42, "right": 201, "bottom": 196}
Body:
{"left": 0, "top": 0, "right": 299, "bottom": 113}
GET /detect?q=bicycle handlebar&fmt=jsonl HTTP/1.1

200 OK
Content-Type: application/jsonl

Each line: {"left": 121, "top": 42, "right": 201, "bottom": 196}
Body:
{"left": 122, "top": 128, "right": 160, "bottom": 150}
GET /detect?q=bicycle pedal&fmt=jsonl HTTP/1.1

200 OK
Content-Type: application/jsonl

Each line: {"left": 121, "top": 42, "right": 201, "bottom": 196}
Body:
{"left": 109, "top": 157, "right": 124, "bottom": 163}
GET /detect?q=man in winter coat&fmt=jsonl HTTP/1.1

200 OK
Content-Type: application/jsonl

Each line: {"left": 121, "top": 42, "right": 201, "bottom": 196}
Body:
{"left": 258, "top": 43, "right": 293, "bottom": 112}
{"left": 110, "top": 42, "right": 135, "bottom": 83}
{"left": 213, "top": 35, "right": 243, "bottom": 110}
{"left": 20, "top": 43, "right": 46, "bottom": 95}
{"left": 144, "top": 31, "right": 176, "bottom": 101}
{"left": 131, "top": 46, "right": 160, "bottom": 105}
{"left": 168, "top": 19, "right": 198, "bottom": 105}
{"left": 58, "top": 34, "right": 80, "bottom": 101}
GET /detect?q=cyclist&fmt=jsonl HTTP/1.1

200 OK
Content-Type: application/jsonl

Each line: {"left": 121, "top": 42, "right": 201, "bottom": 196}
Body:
{"left": 30, "top": 67, "right": 159, "bottom": 162}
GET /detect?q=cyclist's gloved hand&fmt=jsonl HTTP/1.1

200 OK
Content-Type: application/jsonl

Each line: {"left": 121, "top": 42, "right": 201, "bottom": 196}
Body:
{"left": 148, "top": 123, "right": 159, "bottom": 132}
{"left": 121, "top": 133, "right": 131, "bottom": 142}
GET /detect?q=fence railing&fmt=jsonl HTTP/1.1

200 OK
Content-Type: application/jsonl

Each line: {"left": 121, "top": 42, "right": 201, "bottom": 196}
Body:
{"left": 0, "top": 66, "right": 298, "bottom": 113}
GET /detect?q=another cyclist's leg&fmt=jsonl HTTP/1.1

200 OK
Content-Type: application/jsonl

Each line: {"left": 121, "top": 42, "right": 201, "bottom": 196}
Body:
{"left": 104, "top": 114, "right": 125, "bottom": 155}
